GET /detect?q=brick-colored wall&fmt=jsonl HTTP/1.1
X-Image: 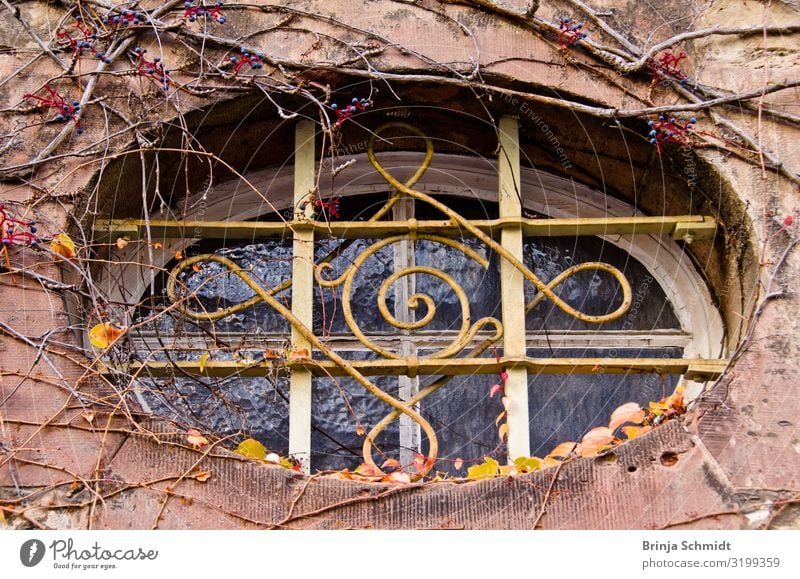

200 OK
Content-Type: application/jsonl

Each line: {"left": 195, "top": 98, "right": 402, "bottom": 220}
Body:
{"left": 1, "top": 0, "right": 798, "bottom": 529}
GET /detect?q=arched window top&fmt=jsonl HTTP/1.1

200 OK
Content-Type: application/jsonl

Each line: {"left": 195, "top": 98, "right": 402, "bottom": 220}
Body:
{"left": 98, "top": 120, "right": 726, "bottom": 476}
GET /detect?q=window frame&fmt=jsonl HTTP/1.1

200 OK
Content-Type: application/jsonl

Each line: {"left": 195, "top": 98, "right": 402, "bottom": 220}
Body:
{"left": 95, "top": 117, "right": 726, "bottom": 474}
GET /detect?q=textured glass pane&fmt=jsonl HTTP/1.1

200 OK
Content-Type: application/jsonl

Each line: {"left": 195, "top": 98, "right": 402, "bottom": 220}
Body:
{"left": 418, "top": 367, "right": 505, "bottom": 477}
{"left": 414, "top": 238, "right": 501, "bottom": 331}
{"left": 523, "top": 237, "right": 680, "bottom": 331}
{"left": 312, "top": 238, "right": 395, "bottom": 336}
{"left": 526, "top": 347, "right": 682, "bottom": 457}
{"left": 311, "top": 352, "right": 399, "bottom": 471}
{"left": 137, "top": 351, "right": 290, "bottom": 455}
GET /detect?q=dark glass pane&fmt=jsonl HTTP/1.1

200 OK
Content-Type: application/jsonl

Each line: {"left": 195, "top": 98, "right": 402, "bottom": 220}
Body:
{"left": 312, "top": 237, "right": 395, "bottom": 336}
{"left": 311, "top": 351, "right": 399, "bottom": 471}
{"left": 526, "top": 347, "right": 682, "bottom": 457}
{"left": 137, "top": 351, "right": 290, "bottom": 456}
{"left": 523, "top": 237, "right": 680, "bottom": 331}
{"left": 413, "top": 238, "right": 501, "bottom": 332}
{"left": 418, "top": 364, "right": 505, "bottom": 477}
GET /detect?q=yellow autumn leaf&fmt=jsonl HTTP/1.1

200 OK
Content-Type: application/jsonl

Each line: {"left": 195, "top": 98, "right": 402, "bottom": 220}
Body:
{"left": 668, "top": 384, "right": 686, "bottom": 412}
{"left": 514, "top": 456, "right": 545, "bottom": 473}
{"left": 89, "top": 322, "right": 127, "bottom": 348}
{"left": 50, "top": 233, "right": 76, "bottom": 259}
{"left": 621, "top": 425, "right": 653, "bottom": 440}
{"left": 467, "top": 457, "right": 500, "bottom": 481}
{"left": 235, "top": 438, "right": 267, "bottom": 460}
{"left": 198, "top": 352, "right": 209, "bottom": 372}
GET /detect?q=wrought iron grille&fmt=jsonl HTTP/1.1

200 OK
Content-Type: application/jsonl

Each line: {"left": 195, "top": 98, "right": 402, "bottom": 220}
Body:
{"left": 97, "top": 118, "right": 726, "bottom": 476}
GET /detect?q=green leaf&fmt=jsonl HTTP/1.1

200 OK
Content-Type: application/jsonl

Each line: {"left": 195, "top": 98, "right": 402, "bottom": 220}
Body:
{"left": 235, "top": 438, "right": 267, "bottom": 460}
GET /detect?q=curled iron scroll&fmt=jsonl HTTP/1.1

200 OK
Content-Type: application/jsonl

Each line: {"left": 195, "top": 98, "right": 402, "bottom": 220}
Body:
{"left": 165, "top": 122, "right": 632, "bottom": 477}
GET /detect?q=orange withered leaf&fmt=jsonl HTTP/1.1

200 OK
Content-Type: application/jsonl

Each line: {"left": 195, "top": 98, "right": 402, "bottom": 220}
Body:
{"left": 50, "top": 233, "right": 76, "bottom": 259}
{"left": 608, "top": 402, "right": 645, "bottom": 432}
{"left": 89, "top": 322, "right": 127, "bottom": 348}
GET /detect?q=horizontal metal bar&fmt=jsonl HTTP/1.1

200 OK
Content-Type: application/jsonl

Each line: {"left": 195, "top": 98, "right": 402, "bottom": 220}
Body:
{"left": 129, "top": 329, "right": 692, "bottom": 351}
{"left": 108, "top": 357, "right": 727, "bottom": 380}
{"left": 94, "top": 215, "right": 717, "bottom": 242}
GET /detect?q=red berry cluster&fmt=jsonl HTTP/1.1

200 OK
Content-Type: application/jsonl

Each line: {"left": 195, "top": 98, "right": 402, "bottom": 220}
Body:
{"left": 225, "top": 48, "right": 264, "bottom": 74}
{"left": 302, "top": 195, "right": 342, "bottom": 219}
{"left": 0, "top": 205, "right": 39, "bottom": 249}
{"left": 648, "top": 115, "right": 697, "bottom": 155}
{"left": 133, "top": 48, "right": 171, "bottom": 91}
{"left": 184, "top": 1, "right": 227, "bottom": 24}
{"left": 331, "top": 98, "right": 370, "bottom": 126}
{"left": 558, "top": 17, "right": 587, "bottom": 48}
{"left": 649, "top": 50, "right": 688, "bottom": 85}
{"left": 23, "top": 85, "right": 84, "bottom": 134}
{"left": 57, "top": 15, "right": 112, "bottom": 64}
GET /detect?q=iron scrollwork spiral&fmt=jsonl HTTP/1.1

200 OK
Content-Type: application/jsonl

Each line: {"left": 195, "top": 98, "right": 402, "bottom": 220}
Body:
{"left": 164, "top": 122, "right": 632, "bottom": 478}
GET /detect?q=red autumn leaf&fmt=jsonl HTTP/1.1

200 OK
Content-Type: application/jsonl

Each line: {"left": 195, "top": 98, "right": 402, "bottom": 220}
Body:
{"left": 608, "top": 402, "right": 645, "bottom": 432}
{"left": 489, "top": 383, "right": 503, "bottom": 398}
{"left": 499, "top": 370, "right": 509, "bottom": 382}
{"left": 355, "top": 424, "right": 366, "bottom": 437}
{"left": 355, "top": 463, "right": 378, "bottom": 477}
{"left": 290, "top": 347, "right": 310, "bottom": 361}
{"left": 413, "top": 453, "right": 435, "bottom": 474}
{"left": 784, "top": 215, "right": 794, "bottom": 227}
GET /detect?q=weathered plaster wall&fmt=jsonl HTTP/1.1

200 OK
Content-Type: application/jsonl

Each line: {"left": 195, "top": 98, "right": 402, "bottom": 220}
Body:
{"left": 1, "top": 0, "right": 798, "bottom": 529}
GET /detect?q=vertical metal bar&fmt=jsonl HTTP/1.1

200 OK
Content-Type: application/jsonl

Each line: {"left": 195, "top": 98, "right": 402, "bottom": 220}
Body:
{"left": 289, "top": 119, "right": 316, "bottom": 473}
{"left": 392, "top": 196, "right": 421, "bottom": 466}
{"left": 498, "top": 116, "right": 531, "bottom": 460}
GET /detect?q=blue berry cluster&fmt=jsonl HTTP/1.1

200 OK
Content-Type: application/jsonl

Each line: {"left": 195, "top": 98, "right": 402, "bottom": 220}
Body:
{"left": 331, "top": 98, "right": 370, "bottom": 126}
{"left": 57, "top": 15, "right": 112, "bottom": 63}
{"left": 133, "top": 48, "right": 171, "bottom": 90}
{"left": 103, "top": 10, "right": 143, "bottom": 27}
{"left": 559, "top": 17, "right": 587, "bottom": 47}
{"left": 184, "top": 1, "right": 227, "bottom": 24}
{"left": 648, "top": 115, "right": 697, "bottom": 154}
{"left": 227, "top": 48, "right": 264, "bottom": 73}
